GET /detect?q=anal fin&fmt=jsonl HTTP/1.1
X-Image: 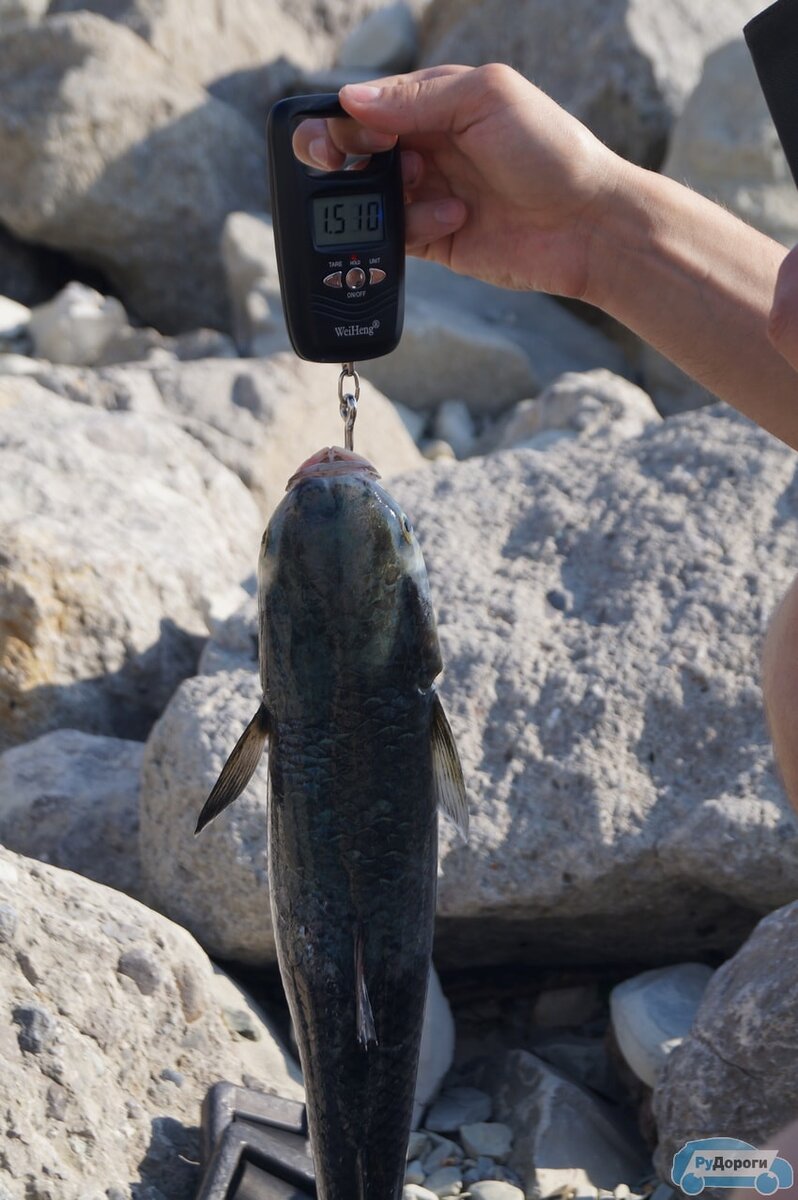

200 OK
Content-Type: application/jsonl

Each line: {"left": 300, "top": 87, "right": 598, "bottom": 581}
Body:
{"left": 431, "top": 691, "right": 469, "bottom": 843}
{"left": 195, "top": 702, "right": 271, "bottom": 835}
{"left": 355, "top": 929, "right": 378, "bottom": 1050}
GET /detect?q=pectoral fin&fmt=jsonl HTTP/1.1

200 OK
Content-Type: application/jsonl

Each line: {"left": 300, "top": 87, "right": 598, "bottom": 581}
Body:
{"left": 431, "top": 691, "right": 469, "bottom": 843}
{"left": 195, "top": 703, "right": 271, "bottom": 835}
{"left": 355, "top": 928, "right": 378, "bottom": 1050}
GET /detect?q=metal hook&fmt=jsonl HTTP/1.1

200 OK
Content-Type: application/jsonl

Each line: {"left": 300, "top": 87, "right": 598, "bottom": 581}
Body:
{"left": 338, "top": 363, "right": 361, "bottom": 451}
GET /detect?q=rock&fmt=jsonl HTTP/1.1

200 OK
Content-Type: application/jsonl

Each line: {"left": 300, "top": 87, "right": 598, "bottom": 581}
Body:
{"left": 425, "top": 1166, "right": 463, "bottom": 1196}
{"left": 469, "top": 1184, "right": 525, "bottom": 1200}
{"left": 221, "top": 211, "right": 283, "bottom": 356}
{"left": 460, "top": 1123, "right": 513, "bottom": 1163}
{"left": 533, "top": 983, "right": 602, "bottom": 1029}
{"left": 0, "top": 382, "right": 260, "bottom": 747}
{"left": 0, "top": 12, "right": 267, "bottom": 332}
{"left": 0, "top": 729, "right": 143, "bottom": 897}
{"left": 495, "top": 370, "right": 660, "bottom": 452}
{"left": 0, "top": 352, "right": 40, "bottom": 376}
{"left": 422, "top": 438, "right": 457, "bottom": 461}
{"left": 394, "top": 401, "right": 428, "bottom": 443}
{"left": 0, "top": 294, "right": 30, "bottom": 344}
{"left": 408, "top": 1132, "right": 432, "bottom": 1161}
{"left": 433, "top": 399, "right": 477, "bottom": 459}
{"left": 0, "top": 225, "right": 75, "bottom": 309}
{"left": 337, "top": 3, "right": 419, "bottom": 72}
{"left": 0, "top": 844, "right": 301, "bottom": 1198}
{"left": 610, "top": 963, "right": 714, "bottom": 1088}
{"left": 653, "top": 901, "right": 798, "bottom": 1175}
{"left": 420, "top": 0, "right": 764, "bottom": 166}
{"left": 28, "top": 283, "right": 129, "bottom": 366}
{"left": 665, "top": 39, "right": 798, "bottom": 248}
{"left": 415, "top": 966, "right": 456, "bottom": 1128}
{"left": 425, "top": 1085, "right": 493, "bottom": 1132}
{"left": 531, "top": 1033, "right": 621, "bottom": 1102}
{"left": 404, "top": 1188, "right": 440, "bottom": 1200}
{"left": 146, "top": 406, "right": 798, "bottom": 967}
{"left": 483, "top": 1050, "right": 648, "bottom": 1196}
{"left": 406, "top": 1160, "right": 427, "bottom": 1185}
{"left": 207, "top": 965, "right": 304, "bottom": 1093}
{"left": 422, "top": 1134, "right": 464, "bottom": 1174}
{"left": 146, "top": 353, "right": 425, "bottom": 518}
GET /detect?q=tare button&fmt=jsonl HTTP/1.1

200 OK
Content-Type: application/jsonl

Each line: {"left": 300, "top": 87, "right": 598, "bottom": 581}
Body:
{"left": 323, "top": 272, "right": 343, "bottom": 288}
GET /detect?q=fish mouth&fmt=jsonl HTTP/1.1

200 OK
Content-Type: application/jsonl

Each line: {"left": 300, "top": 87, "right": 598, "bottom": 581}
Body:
{"left": 286, "top": 446, "right": 381, "bottom": 490}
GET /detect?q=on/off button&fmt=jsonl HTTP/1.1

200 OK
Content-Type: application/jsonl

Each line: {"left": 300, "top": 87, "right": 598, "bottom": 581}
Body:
{"left": 345, "top": 267, "right": 366, "bottom": 288}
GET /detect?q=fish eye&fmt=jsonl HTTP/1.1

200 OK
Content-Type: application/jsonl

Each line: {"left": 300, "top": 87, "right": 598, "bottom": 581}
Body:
{"left": 400, "top": 513, "right": 413, "bottom": 543}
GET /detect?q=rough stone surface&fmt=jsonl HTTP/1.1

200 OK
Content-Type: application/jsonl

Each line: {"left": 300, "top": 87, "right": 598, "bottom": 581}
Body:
{"left": 425, "top": 1086, "right": 493, "bottom": 1133}
{"left": 221, "top": 211, "right": 284, "bottom": 356}
{"left": 0, "top": 12, "right": 268, "bottom": 332}
{"left": 610, "top": 963, "right": 713, "bottom": 1088}
{"left": 469, "top": 1184, "right": 524, "bottom": 1200}
{"left": 460, "top": 1123, "right": 513, "bottom": 1162}
{"left": 337, "top": 2, "right": 419, "bottom": 72}
{"left": 483, "top": 1050, "right": 648, "bottom": 1196}
{"left": 0, "top": 729, "right": 143, "bottom": 897}
{"left": 494, "top": 370, "right": 660, "bottom": 452}
{"left": 28, "top": 282, "right": 129, "bottom": 366}
{"left": 0, "top": 845, "right": 301, "bottom": 1199}
{"left": 653, "top": 901, "right": 798, "bottom": 1176}
{"left": 420, "top": 0, "right": 763, "bottom": 166}
{"left": 140, "top": 407, "right": 798, "bottom": 967}
{"left": 0, "top": 381, "right": 261, "bottom": 747}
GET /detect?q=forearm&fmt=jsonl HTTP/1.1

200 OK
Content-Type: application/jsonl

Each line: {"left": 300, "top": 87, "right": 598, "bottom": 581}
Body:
{"left": 585, "top": 160, "right": 798, "bottom": 448}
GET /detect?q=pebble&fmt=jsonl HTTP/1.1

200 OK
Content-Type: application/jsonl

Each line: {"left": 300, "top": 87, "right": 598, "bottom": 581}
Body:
{"left": 468, "top": 1184, "right": 524, "bottom": 1200}
{"left": 159, "top": 1067, "right": 184, "bottom": 1087}
{"left": 425, "top": 1086, "right": 493, "bottom": 1132}
{"left": 116, "top": 948, "right": 164, "bottom": 996}
{"left": 422, "top": 1133, "right": 463, "bottom": 1173}
{"left": 13, "top": 1004, "right": 58, "bottom": 1054}
{"left": 406, "top": 1161, "right": 427, "bottom": 1186}
{"left": 408, "top": 1132, "right": 432, "bottom": 1161}
{"left": 425, "top": 1166, "right": 463, "bottom": 1197}
{"left": 403, "top": 1187, "right": 439, "bottom": 1200}
{"left": 421, "top": 438, "right": 456, "bottom": 462}
{"left": 459, "top": 1123, "right": 513, "bottom": 1163}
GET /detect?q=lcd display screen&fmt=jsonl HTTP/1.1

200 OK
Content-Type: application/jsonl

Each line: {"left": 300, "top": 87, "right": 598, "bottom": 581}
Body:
{"left": 313, "top": 193, "right": 384, "bottom": 247}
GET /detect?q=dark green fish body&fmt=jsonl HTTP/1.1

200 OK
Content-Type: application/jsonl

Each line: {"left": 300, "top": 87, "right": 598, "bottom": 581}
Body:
{"left": 197, "top": 447, "right": 467, "bottom": 1200}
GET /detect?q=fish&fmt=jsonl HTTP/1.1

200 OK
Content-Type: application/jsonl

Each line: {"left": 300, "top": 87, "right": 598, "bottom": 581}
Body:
{"left": 195, "top": 445, "right": 468, "bottom": 1200}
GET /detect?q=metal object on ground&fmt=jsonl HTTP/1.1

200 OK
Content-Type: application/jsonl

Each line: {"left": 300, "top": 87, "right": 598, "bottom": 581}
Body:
{"left": 195, "top": 1083, "right": 315, "bottom": 1200}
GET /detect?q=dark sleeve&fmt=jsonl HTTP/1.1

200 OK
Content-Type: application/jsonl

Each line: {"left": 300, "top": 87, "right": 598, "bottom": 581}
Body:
{"left": 745, "top": 0, "right": 798, "bottom": 186}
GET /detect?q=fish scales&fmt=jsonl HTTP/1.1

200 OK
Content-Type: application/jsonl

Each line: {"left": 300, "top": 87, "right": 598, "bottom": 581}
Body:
{"left": 196, "top": 447, "right": 468, "bottom": 1200}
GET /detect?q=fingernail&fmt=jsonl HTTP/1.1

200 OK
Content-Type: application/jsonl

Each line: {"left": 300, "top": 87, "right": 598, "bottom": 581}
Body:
{"left": 309, "top": 137, "right": 328, "bottom": 167}
{"left": 434, "top": 199, "right": 464, "bottom": 224}
{"left": 342, "top": 84, "right": 383, "bottom": 103}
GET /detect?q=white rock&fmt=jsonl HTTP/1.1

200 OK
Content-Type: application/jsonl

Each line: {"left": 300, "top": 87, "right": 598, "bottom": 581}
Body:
{"left": 0, "top": 845, "right": 301, "bottom": 1199}
{"left": 0, "top": 730, "right": 143, "bottom": 897}
{"left": 426, "top": 1086, "right": 493, "bottom": 1132}
{"left": 0, "top": 381, "right": 261, "bottom": 748}
{"left": 460, "top": 1123, "right": 513, "bottom": 1163}
{"left": 420, "top": 0, "right": 764, "bottom": 166}
{"left": 207, "top": 965, "right": 304, "bottom": 1096}
{"left": 0, "top": 294, "right": 30, "bottom": 341}
{"left": 0, "top": 352, "right": 39, "bottom": 374}
{"left": 414, "top": 966, "right": 456, "bottom": 1128}
{"left": 404, "top": 1187, "right": 439, "bottom": 1200}
{"left": 221, "top": 211, "right": 283, "bottom": 355}
{"left": 337, "top": 2, "right": 418, "bottom": 72}
{"left": 422, "top": 1134, "right": 464, "bottom": 1173}
{"left": 424, "top": 1165, "right": 463, "bottom": 1196}
{"left": 484, "top": 1050, "right": 648, "bottom": 1196}
{"left": 469, "top": 1184, "right": 525, "bottom": 1200}
{"left": 433, "top": 399, "right": 476, "bottom": 459}
{"left": 422, "top": 438, "right": 457, "bottom": 461}
{"left": 610, "top": 963, "right": 714, "bottom": 1087}
{"left": 28, "top": 283, "right": 129, "bottom": 366}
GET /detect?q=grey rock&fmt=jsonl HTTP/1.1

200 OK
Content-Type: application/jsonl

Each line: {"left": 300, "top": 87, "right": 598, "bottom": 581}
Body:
{"left": 0, "top": 226, "right": 72, "bottom": 309}
{"left": 406, "top": 1160, "right": 427, "bottom": 1185}
{"left": 337, "top": 2, "right": 419, "bottom": 72}
{"left": 0, "top": 295, "right": 30, "bottom": 343}
{"left": 433, "top": 400, "right": 477, "bottom": 459}
{"left": 468, "top": 1184, "right": 524, "bottom": 1200}
{"left": 0, "top": 844, "right": 301, "bottom": 1198}
{"left": 0, "top": 902, "right": 18, "bottom": 942}
{"left": 483, "top": 1050, "right": 648, "bottom": 1196}
{"left": 221, "top": 211, "right": 283, "bottom": 356}
{"left": 460, "top": 1123, "right": 513, "bottom": 1163}
{"left": 424, "top": 1166, "right": 463, "bottom": 1196}
{"left": 531, "top": 1033, "right": 621, "bottom": 1102}
{"left": 610, "top": 963, "right": 714, "bottom": 1087}
{"left": 0, "top": 12, "right": 267, "bottom": 332}
{"left": 425, "top": 1085, "right": 493, "bottom": 1132}
{"left": 422, "top": 1134, "right": 464, "bottom": 1174}
{"left": 117, "top": 948, "right": 164, "bottom": 996}
{"left": 420, "top": 0, "right": 764, "bottom": 166}
{"left": 0, "top": 382, "right": 261, "bottom": 748}
{"left": 653, "top": 900, "right": 798, "bottom": 1175}
{"left": 533, "top": 983, "right": 602, "bottom": 1029}
{"left": 408, "top": 1132, "right": 432, "bottom": 1162}
{"left": 29, "top": 283, "right": 129, "bottom": 366}
{"left": 0, "top": 729, "right": 143, "bottom": 897}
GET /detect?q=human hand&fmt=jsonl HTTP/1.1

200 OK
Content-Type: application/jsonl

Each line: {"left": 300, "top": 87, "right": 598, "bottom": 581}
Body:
{"left": 769, "top": 244, "right": 798, "bottom": 372}
{"left": 291, "top": 64, "right": 620, "bottom": 299}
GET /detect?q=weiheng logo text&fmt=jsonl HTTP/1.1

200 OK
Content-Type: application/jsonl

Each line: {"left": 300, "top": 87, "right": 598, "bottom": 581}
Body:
{"left": 334, "top": 319, "right": 381, "bottom": 338}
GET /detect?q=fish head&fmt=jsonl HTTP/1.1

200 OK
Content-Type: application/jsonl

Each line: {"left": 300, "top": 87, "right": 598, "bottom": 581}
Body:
{"left": 258, "top": 447, "right": 442, "bottom": 714}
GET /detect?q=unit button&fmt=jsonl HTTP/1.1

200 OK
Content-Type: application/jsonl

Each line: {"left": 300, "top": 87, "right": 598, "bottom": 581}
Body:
{"left": 369, "top": 268, "right": 387, "bottom": 285}
{"left": 323, "top": 271, "right": 343, "bottom": 288}
{"left": 345, "top": 267, "right": 366, "bottom": 289}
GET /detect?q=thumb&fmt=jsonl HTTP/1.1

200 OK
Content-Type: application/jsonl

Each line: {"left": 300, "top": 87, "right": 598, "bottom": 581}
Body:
{"left": 769, "top": 243, "right": 798, "bottom": 372}
{"left": 339, "top": 66, "right": 476, "bottom": 137}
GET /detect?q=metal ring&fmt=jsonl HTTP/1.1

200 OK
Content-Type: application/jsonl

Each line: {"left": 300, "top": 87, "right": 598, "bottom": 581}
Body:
{"left": 337, "top": 362, "right": 361, "bottom": 405}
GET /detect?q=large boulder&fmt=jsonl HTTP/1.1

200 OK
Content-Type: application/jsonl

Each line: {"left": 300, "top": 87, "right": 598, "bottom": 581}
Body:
{"left": 0, "top": 12, "right": 267, "bottom": 332}
{"left": 140, "top": 407, "right": 798, "bottom": 966}
{"left": 0, "top": 845, "right": 301, "bottom": 1200}
{"left": 420, "top": 0, "right": 763, "bottom": 166}
{"left": 653, "top": 901, "right": 798, "bottom": 1179}
{"left": 0, "top": 379, "right": 261, "bottom": 748}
